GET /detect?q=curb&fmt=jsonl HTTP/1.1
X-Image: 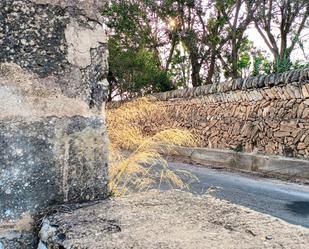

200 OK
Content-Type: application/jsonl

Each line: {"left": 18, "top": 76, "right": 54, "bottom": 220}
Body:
{"left": 161, "top": 146, "right": 309, "bottom": 179}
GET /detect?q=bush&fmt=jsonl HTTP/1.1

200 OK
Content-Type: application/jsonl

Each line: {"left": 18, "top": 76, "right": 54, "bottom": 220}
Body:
{"left": 108, "top": 40, "right": 174, "bottom": 101}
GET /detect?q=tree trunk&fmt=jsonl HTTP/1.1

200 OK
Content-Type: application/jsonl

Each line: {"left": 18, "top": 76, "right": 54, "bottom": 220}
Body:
{"left": 205, "top": 48, "right": 216, "bottom": 85}
{"left": 165, "top": 34, "right": 177, "bottom": 71}
{"left": 231, "top": 44, "right": 239, "bottom": 79}
{"left": 190, "top": 55, "right": 202, "bottom": 87}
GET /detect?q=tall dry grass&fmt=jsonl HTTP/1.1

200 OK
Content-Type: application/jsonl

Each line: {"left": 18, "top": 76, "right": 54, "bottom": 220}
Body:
{"left": 107, "top": 97, "right": 197, "bottom": 196}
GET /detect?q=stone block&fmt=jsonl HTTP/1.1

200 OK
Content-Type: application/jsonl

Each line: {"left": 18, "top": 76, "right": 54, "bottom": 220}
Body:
{"left": 302, "top": 107, "right": 309, "bottom": 119}
{"left": 300, "top": 68, "right": 309, "bottom": 82}
{"left": 257, "top": 75, "right": 265, "bottom": 88}
{"left": 0, "top": 116, "right": 108, "bottom": 220}
{"left": 0, "top": 0, "right": 109, "bottom": 234}
{"left": 0, "top": 0, "right": 109, "bottom": 108}
{"left": 267, "top": 74, "right": 276, "bottom": 87}
{"left": 281, "top": 87, "right": 291, "bottom": 99}
{"left": 290, "top": 69, "right": 300, "bottom": 82}
{"left": 286, "top": 84, "right": 297, "bottom": 99}
{"left": 298, "top": 143, "right": 306, "bottom": 150}
{"left": 233, "top": 78, "right": 243, "bottom": 90}
{"left": 302, "top": 84, "right": 309, "bottom": 98}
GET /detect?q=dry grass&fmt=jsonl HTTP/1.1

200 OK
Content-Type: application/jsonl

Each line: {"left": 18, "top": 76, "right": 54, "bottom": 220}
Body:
{"left": 107, "top": 97, "right": 197, "bottom": 196}
{"left": 14, "top": 213, "right": 35, "bottom": 232}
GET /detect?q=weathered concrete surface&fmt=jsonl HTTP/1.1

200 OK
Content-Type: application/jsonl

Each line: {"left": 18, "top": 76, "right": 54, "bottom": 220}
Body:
{"left": 38, "top": 191, "right": 309, "bottom": 249}
{"left": 0, "top": 116, "right": 108, "bottom": 219}
{"left": 0, "top": 215, "right": 37, "bottom": 249}
{"left": 0, "top": 231, "right": 37, "bottom": 249}
{"left": 0, "top": 0, "right": 108, "bottom": 108}
{"left": 0, "top": 64, "right": 93, "bottom": 118}
{"left": 0, "top": 0, "right": 108, "bottom": 247}
{"left": 163, "top": 145, "right": 309, "bottom": 179}
{"left": 65, "top": 20, "right": 107, "bottom": 68}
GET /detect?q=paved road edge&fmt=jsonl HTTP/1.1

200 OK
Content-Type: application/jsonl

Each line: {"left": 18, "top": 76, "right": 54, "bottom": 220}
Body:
{"left": 160, "top": 145, "right": 309, "bottom": 179}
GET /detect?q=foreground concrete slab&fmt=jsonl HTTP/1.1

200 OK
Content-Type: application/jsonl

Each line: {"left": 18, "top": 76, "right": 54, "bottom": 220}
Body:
{"left": 38, "top": 191, "right": 309, "bottom": 249}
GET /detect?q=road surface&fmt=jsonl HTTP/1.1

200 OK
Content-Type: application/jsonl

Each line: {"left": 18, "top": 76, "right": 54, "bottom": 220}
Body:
{"left": 160, "top": 162, "right": 309, "bottom": 228}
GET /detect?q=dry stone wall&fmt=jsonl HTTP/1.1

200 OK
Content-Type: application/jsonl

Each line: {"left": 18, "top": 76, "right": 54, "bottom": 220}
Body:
{"left": 0, "top": 0, "right": 109, "bottom": 230}
{"left": 147, "top": 69, "right": 309, "bottom": 159}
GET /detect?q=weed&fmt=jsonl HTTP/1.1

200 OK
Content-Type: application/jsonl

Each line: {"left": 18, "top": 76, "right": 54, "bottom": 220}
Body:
{"left": 107, "top": 97, "right": 197, "bottom": 196}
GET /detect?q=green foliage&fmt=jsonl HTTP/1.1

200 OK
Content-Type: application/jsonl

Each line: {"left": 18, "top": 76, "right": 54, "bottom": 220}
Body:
{"left": 252, "top": 51, "right": 271, "bottom": 76}
{"left": 108, "top": 39, "right": 174, "bottom": 99}
{"left": 293, "top": 61, "right": 309, "bottom": 70}
{"left": 102, "top": 1, "right": 151, "bottom": 48}
{"left": 251, "top": 52, "right": 308, "bottom": 77}
{"left": 252, "top": 56, "right": 263, "bottom": 77}
{"left": 223, "top": 38, "right": 254, "bottom": 78}
{"left": 237, "top": 39, "right": 252, "bottom": 72}
{"left": 169, "top": 48, "right": 189, "bottom": 88}
{"left": 273, "top": 53, "right": 293, "bottom": 73}
{"left": 103, "top": 0, "right": 308, "bottom": 91}
{"left": 103, "top": 1, "right": 174, "bottom": 100}
{"left": 238, "top": 52, "right": 250, "bottom": 70}
{"left": 273, "top": 56, "right": 309, "bottom": 73}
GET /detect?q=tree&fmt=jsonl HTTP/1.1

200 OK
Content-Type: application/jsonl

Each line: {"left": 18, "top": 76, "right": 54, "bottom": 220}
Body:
{"left": 104, "top": 0, "right": 309, "bottom": 96}
{"left": 251, "top": 50, "right": 272, "bottom": 76}
{"left": 158, "top": 0, "right": 259, "bottom": 83}
{"left": 103, "top": 0, "right": 174, "bottom": 100}
{"left": 148, "top": 0, "right": 210, "bottom": 87}
{"left": 107, "top": 38, "right": 173, "bottom": 100}
{"left": 254, "top": 0, "right": 309, "bottom": 72}
{"left": 216, "top": 0, "right": 259, "bottom": 79}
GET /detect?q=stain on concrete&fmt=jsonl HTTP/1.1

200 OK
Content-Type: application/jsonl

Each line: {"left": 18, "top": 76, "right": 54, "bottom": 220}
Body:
{"left": 65, "top": 20, "right": 107, "bottom": 68}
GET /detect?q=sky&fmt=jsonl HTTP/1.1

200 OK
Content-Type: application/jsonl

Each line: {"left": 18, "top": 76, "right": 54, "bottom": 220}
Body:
{"left": 246, "top": 26, "right": 308, "bottom": 63}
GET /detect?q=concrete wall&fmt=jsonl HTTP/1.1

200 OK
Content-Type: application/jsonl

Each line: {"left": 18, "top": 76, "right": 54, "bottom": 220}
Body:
{"left": 0, "top": 0, "right": 109, "bottom": 227}
{"left": 144, "top": 69, "right": 309, "bottom": 159}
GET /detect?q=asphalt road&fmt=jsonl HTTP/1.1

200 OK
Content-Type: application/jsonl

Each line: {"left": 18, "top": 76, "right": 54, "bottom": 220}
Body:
{"left": 161, "top": 162, "right": 309, "bottom": 228}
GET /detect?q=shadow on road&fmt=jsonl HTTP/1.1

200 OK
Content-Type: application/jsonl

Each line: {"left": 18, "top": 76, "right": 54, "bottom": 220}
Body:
{"left": 285, "top": 201, "right": 309, "bottom": 217}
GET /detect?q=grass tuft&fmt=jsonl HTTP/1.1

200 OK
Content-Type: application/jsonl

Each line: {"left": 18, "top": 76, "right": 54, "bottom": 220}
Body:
{"left": 107, "top": 97, "right": 197, "bottom": 196}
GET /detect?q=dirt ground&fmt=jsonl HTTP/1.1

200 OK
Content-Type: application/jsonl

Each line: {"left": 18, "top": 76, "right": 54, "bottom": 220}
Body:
{"left": 42, "top": 190, "right": 309, "bottom": 249}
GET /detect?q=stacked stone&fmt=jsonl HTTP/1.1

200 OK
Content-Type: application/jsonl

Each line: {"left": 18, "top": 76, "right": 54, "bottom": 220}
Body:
{"left": 0, "top": 1, "right": 108, "bottom": 247}
{"left": 146, "top": 69, "right": 309, "bottom": 159}
{"left": 154, "top": 69, "right": 309, "bottom": 101}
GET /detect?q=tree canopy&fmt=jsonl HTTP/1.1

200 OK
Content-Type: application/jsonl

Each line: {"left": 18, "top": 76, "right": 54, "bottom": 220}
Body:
{"left": 103, "top": 0, "right": 309, "bottom": 101}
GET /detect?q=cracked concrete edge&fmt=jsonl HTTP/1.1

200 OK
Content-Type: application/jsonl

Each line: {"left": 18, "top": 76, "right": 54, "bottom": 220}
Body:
{"left": 162, "top": 145, "right": 309, "bottom": 179}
